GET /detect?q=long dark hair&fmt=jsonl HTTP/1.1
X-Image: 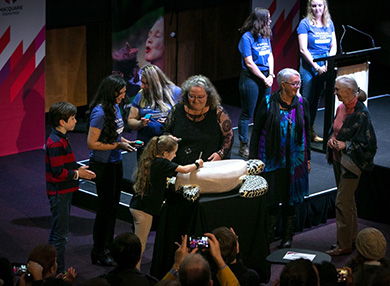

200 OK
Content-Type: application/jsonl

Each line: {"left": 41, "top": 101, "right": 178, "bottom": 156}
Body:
{"left": 239, "top": 7, "right": 272, "bottom": 39}
{"left": 88, "top": 74, "right": 126, "bottom": 144}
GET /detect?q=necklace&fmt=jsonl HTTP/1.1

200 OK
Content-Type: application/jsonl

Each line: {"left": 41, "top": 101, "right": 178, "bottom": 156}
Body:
{"left": 185, "top": 106, "right": 208, "bottom": 121}
{"left": 283, "top": 111, "right": 292, "bottom": 125}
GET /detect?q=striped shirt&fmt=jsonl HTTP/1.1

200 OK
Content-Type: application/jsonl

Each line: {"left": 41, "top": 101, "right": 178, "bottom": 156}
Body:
{"left": 45, "top": 128, "right": 78, "bottom": 195}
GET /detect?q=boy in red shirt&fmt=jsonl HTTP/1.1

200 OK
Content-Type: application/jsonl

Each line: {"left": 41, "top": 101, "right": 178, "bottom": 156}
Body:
{"left": 46, "top": 102, "right": 96, "bottom": 273}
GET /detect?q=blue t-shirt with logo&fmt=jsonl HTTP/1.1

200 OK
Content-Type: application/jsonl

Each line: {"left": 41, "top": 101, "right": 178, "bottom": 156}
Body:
{"left": 131, "top": 85, "right": 181, "bottom": 144}
{"left": 89, "top": 104, "right": 123, "bottom": 163}
{"left": 297, "top": 18, "right": 335, "bottom": 55}
{"left": 238, "top": 31, "right": 272, "bottom": 71}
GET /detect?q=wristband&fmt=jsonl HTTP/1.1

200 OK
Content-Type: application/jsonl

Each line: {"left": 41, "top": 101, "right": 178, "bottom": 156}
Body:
{"left": 169, "top": 267, "right": 178, "bottom": 277}
{"left": 194, "top": 162, "right": 200, "bottom": 169}
{"left": 73, "top": 170, "right": 79, "bottom": 180}
{"left": 219, "top": 264, "right": 228, "bottom": 270}
{"left": 217, "top": 150, "right": 224, "bottom": 159}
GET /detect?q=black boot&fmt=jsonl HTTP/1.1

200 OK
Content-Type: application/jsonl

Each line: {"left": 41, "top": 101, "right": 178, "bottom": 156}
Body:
{"left": 91, "top": 249, "right": 116, "bottom": 266}
{"left": 266, "top": 215, "right": 278, "bottom": 244}
{"left": 279, "top": 215, "right": 295, "bottom": 249}
{"left": 239, "top": 142, "right": 249, "bottom": 158}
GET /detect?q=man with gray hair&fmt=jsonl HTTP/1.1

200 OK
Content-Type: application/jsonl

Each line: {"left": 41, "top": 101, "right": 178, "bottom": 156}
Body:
{"left": 179, "top": 254, "right": 212, "bottom": 286}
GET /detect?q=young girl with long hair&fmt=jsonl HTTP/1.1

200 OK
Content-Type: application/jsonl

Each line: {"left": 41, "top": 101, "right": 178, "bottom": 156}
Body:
{"left": 129, "top": 135, "right": 203, "bottom": 269}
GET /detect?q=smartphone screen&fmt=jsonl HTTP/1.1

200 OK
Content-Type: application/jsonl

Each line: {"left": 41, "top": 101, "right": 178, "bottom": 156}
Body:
{"left": 12, "top": 263, "right": 27, "bottom": 275}
{"left": 188, "top": 236, "right": 209, "bottom": 249}
{"left": 337, "top": 268, "right": 348, "bottom": 283}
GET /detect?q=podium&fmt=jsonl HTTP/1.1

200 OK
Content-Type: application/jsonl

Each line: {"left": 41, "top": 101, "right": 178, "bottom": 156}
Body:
{"left": 313, "top": 47, "right": 381, "bottom": 151}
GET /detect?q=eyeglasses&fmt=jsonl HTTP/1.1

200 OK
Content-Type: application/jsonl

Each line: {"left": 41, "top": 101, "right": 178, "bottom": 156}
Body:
{"left": 284, "top": 81, "right": 301, "bottom": 87}
{"left": 188, "top": 94, "right": 207, "bottom": 100}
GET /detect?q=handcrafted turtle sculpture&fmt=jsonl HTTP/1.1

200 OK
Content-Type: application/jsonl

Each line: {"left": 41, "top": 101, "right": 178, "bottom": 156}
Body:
{"left": 171, "top": 159, "right": 268, "bottom": 202}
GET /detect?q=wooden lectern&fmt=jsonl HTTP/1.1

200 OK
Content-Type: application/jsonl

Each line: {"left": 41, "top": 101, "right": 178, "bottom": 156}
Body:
{"left": 313, "top": 47, "right": 381, "bottom": 152}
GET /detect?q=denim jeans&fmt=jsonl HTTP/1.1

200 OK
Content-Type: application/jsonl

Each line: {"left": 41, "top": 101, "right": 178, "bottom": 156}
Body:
{"left": 89, "top": 159, "right": 123, "bottom": 252}
{"left": 299, "top": 55, "right": 327, "bottom": 126}
{"left": 48, "top": 192, "right": 73, "bottom": 273}
{"left": 238, "top": 69, "right": 271, "bottom": 143}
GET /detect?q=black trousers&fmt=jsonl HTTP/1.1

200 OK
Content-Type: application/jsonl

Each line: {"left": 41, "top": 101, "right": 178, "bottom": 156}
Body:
{"left": 89, "top": 159, "right": 123, "bottom": 252}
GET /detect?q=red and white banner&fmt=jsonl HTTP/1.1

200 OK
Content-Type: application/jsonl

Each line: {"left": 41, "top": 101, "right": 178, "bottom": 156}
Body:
{"left": 253, "top": 0, "right": 301, "bottom": 90}
{"left": 0, "top": 0, "right": 45, "bottom": 157}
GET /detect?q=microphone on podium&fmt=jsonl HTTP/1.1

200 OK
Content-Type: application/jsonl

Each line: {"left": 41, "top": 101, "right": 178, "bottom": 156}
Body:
{"left": 346, "top": 25, "right": 376, "bottom": 48}
{"left": 339, "top": 24, "right": 346, "bottom": 54}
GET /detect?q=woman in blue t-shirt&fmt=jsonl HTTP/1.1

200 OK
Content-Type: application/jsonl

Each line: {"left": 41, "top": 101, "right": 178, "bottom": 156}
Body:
{"left": 238, "top": 7, "right": 274, "bottom": 158}
{"left": 297, "top": 0, "right": 337, "bottom": 142}
{"left": 87, "top": 74, "right": 138, "bottom": 266}
{"left": 128, "top": 64, "right": 181, "bottom": 159}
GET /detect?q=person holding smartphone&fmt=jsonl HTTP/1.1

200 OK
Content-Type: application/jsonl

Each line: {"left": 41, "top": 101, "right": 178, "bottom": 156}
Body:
{"left": 87, "top": 74, "right": 138, "bottom": 266}
{"left": 162, "top": 233, "right": 239, "bottom": 286}
{"left": 128, "top": 64, "right": 181, "bottom": 160}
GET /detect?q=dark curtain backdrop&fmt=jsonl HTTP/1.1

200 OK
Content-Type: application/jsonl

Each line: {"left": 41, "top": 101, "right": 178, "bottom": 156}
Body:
{"left": 45, "top": 0, "right": 389, "bottom": 107}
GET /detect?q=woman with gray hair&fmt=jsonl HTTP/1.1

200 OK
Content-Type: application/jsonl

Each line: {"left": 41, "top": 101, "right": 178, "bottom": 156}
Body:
{"left": 163, "top": 74, "right": 233, "bottom": 165}
{"left": 325, "top": 75, "right": 377, "bottom": 256}
{"left": 152, "top": 75, "right": 233, "bottom": 277}
{"left": 249, "top": 68, "right": 311, "bottom": 248}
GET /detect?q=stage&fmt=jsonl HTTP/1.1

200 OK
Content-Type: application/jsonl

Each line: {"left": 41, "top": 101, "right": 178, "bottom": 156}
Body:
{"left": 73, "top": 94, "right": 390, "bottom": 229}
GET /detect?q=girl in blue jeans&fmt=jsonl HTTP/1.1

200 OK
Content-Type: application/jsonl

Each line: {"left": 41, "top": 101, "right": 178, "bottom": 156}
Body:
{"left": 238, "top": 7, "right": 274, "bottom": 158}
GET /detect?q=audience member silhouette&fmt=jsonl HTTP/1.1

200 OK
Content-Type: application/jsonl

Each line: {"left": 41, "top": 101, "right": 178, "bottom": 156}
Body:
{"left": 211, "top": 226, "right": 260, "bottom": 286}
{"left": 346, "top": 227, "right": 389, "bottom": 286}
{"left": 272, "top": 258, "right": 319, "bottom": 286}
{"left": 17, "top": 244, "right": 76, "bottom": 286}
{"left": 162, "top": 234, "right": 239, "bottom": 286}
{"left": 102, "top": 232, "right": 158, "bottom": 286}
{"left": 0, "top": 256, "right": 14, "bottom": 286}
{"left": 368, "top": 266, "right": 390, "bottom": 286}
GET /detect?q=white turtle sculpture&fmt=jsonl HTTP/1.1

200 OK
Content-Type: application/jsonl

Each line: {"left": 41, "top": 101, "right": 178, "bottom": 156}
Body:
{"left": 171, "top": 159, "right": 268, "bottom": 202}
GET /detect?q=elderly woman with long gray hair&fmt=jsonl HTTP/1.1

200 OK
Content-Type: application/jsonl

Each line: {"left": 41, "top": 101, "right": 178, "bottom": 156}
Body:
{"left": 325, "top": 75, "right": 377, "bottom": 256}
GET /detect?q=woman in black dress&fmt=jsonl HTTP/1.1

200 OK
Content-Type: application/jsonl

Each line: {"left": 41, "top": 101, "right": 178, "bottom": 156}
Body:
{"left": 164, "top": 74, "right": 233, "bottom": 164}
{"left": 150, "top": 75, "right": 234, "bottom": 278}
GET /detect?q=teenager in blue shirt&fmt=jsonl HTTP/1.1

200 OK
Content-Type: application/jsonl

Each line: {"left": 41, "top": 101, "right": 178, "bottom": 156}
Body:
{"left": 298, "top": 0, "right": 337, "bottom": 142}
{"left": 238, "top": 7, "right": 274, "bottom": 158}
